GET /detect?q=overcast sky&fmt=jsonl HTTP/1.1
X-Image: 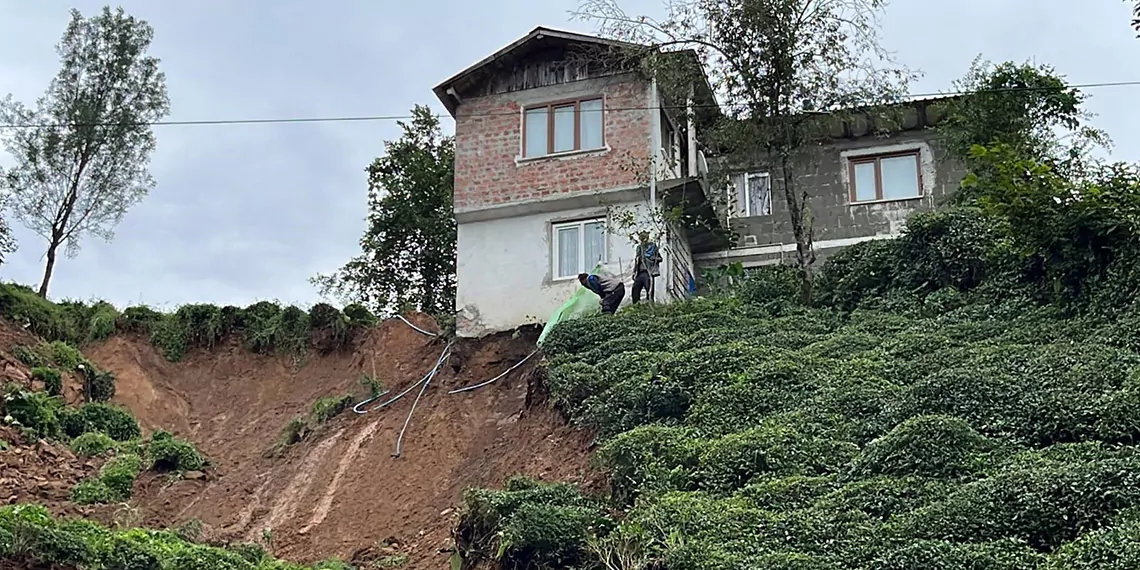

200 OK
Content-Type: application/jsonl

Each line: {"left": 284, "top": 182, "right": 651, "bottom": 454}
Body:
{"left": 0, "top": 1, "right": 1137, "bottom": 310}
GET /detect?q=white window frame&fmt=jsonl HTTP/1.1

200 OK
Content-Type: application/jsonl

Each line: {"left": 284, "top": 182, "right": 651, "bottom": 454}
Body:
{"left": 726, "top": 171, "right": 772, "bottom": 218}
{"left": 551, "top": 217, "right": 608, "bottom": 281}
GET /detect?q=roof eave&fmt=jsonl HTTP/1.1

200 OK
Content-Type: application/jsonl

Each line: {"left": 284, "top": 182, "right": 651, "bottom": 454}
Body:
{"left": 432, "top": 26, "right": 646, "bottom": 118}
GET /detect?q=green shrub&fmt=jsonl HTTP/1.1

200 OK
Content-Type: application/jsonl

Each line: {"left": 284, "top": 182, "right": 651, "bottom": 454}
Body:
{"left": 0, "top": 283, "right": 80, "bottom": 342}
{"left": 308, "top": 303, "right": 350, "bottom": 349}
{"left": 1047, "top": 515, "right": 1140, "bottom": 569}
{"left": 311, "top": 394, "right": 353, "bottom": 425}
{"left": 1, "top": 387, "right": 63, "bottom": 438}
{"left": 72, "top": 454, "right": 142, "bottom": 504}
{"left": 595, "top": 425, "right": 698, "bottom": 504}
{"left": 871, "top": 539, "right": 1045, "bottom": 570}
{"left": 82, "top": 368, "right": 116, "bottom": 402}
{"left": 341, "top": 303, "right": 376, "bottom": 327}
{"left": 30, "top": 367, "right": 62, "bottom": 396}
{"left": 117, "top": 305, "right": 164, "bottom": 333}
{"left": 47, "top": 341, "right": 85, "bottom": 371}
{"left": 145, "top": 431, "right": 206, "bottom": 472}
{"left": 892, "top": 455, "right": 1140, "bottom": 551}
{"left": 82, "top": 301, "right": 120, "bottom": 342}
{"left": 696, "top": 421, "right": 859, "bottom": 493}
{"left": 847, "top": 415, "right": 994, "bottom": 479}
{"left": 455, "top": 477, "right": 608, "bottom": 570}
{"left": 12, "top": 344, "right": 45, "bottom": 367}
{"left": 59, "top": 403, "right": 141, "bottom": 441}
{"left": 70, "top": 432, "right": 118, "bottom": 457}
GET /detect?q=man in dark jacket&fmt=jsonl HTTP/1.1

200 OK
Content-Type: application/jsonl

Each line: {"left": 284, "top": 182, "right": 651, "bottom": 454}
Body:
{"left": 578, "top": 272, "right": 625, "bottom": 314}
{"left": 632, "top": 231, "right": 662, "bottom": 304}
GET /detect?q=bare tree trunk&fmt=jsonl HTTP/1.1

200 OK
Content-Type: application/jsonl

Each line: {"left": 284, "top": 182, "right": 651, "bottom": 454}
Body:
{"left": 38, "top": 240, "right": 60, "bottom": 298}
{"left": 780, "top": 153, "right": 814, "bottom": 304}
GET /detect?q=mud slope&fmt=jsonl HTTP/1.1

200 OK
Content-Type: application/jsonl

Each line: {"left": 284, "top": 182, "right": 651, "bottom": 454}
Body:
{"left": 86, "top": 314, "right": 595, "bottom": 567}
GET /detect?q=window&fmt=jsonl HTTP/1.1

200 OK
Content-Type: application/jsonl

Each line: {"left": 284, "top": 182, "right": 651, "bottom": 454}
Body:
{"left": 848, "top": 151, "right": 922, "bottom": 203}
{"left": 552, "top": 218, "right": 607, "bottom": 279}
{"left": 523, "top": 98, "right": 604, "bottom": 158}
{"left": 728, "top": 172, "right": 772, "bottom": 217}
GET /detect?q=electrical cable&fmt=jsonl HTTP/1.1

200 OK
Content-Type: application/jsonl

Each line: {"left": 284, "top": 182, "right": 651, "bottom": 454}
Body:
{"left": 352, "top": 388, "right": 391, "bottom": 414}
{"left": 2, "top": 80, "right": 1138, "bottom": 129}
{"left": 393, "top": 340, "right": 454, "bottom": 458}
{"left": 351, "top": 314, "right": 441, "bottom": 413}
{"left": 448, "top": 349, "right": 539, "bottom": 394}
{"left": 396, "top": 314, "right": 440, "bottom": 337}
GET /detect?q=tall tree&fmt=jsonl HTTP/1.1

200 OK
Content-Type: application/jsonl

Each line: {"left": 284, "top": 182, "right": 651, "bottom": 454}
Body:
{"left": 574, "top": 0, "right": 915, "bottom": 301}
{"left": 312, "top": 105, "right": 456, "bottom": 317}
{"left": 939, "top": 58, "right": 1106, "bottom": 170}
{"left": 0, "top": 7, "right": 170, "bottom": 297}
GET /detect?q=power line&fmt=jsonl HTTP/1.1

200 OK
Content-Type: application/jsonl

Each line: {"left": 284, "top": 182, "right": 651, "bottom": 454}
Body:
{"left": 1, "top": 80, "right": 1138, "bottom": 130}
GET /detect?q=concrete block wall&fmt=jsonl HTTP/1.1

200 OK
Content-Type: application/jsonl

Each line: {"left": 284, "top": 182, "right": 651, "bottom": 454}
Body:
{"left": 722, "top": 131, "right": 967, "bottom": 251}
{"left": 453, "top": 74, "right": 652, "bottom": 214}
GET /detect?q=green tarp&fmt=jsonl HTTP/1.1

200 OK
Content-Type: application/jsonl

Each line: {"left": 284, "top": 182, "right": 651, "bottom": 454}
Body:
{"left": 537, "top": 263, "right": 610, "bottom": 346}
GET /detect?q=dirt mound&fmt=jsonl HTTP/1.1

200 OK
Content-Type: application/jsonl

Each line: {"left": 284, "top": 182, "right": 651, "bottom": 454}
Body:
{"left": 83, "top": 314, "right": 596, "bottom": 568}
{"left": 0, "top": 426, "right": 101, "bottom": 519}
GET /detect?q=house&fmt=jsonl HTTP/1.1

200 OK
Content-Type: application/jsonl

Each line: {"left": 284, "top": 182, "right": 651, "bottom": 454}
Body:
{"left": 434, "top": 27, "right": 965, "bottom": 338}
{"left": 433, "top": 27, "right": 725, "bottom": 338}
{"left": 701, "top": 99, "right": 968, "bottom": 268}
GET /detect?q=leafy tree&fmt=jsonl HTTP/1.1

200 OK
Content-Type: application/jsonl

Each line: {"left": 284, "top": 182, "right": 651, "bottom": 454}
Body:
{"left": 938, "top": 57, "right": 1108, "bottom": 198}
{"left": 1131, "top": 0, "right": 1139, "bottom": 35}
{"left": 574, "top": 0, "right": 915, "bottom": 301}
{"left": 0, "top": 7, "right": 170, "bottom": 297}
{"left": 312, "top": 105, "right": 456, "bottom": 317}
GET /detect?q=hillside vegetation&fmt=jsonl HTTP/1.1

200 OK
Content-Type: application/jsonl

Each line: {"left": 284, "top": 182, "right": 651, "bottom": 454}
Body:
{"left": 451, "top": 142, "right": 1140, "bottom": 569}
{"left": 0, "top": 286, "right": 395, "bottom": 569}
{"left": 0, "top": 283, "right": 380, "bottom": 364}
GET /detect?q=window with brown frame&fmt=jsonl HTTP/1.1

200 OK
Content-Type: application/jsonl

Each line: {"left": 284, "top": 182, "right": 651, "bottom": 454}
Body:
{"left": 523, "top": 97, "right": 604, "bottom": 158}
{"left": 848, "top": 150, "right": 923, "bottom": 203}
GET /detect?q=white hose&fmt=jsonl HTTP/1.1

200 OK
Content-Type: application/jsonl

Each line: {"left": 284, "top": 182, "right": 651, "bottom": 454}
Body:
{"left": 396, "top": 314, "right": 439, "bottom": 337}
{"left": 393, "top": 340, "right": 454, "bottom": 457}
{"left": 448, "top": 350, "right": 539, "bottom": 394}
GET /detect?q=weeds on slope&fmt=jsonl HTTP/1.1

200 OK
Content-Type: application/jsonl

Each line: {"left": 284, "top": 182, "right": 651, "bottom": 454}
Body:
{"left": 0, "top": 281, "right": 381, "bottom": 362}
{"left": 267, "top": 392, "right": 359, "bottom": 458}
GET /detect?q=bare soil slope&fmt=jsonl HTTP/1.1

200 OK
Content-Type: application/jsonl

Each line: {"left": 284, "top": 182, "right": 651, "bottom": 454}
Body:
{"left": 85, "top": 315, "right": 595, "bottom": 567}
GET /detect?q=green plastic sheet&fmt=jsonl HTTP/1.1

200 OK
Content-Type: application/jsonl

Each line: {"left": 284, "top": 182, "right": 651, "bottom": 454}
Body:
{"left": 537, "top": 263, "right": 609, "bottom": 346}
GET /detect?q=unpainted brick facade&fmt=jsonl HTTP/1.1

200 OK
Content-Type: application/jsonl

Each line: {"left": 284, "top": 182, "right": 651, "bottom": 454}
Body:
{"left": 453, "top": 75, "right": 652, "bottom": 213}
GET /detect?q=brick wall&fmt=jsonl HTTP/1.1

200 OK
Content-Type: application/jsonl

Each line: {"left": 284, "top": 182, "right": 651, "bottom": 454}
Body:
{"left": 453, "top": 75, "right": 652, "bottom": 213}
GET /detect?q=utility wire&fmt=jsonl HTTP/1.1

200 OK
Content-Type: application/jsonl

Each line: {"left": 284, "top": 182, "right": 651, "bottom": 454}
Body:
{"left": 1, "top": 80, "right": 1138, "bottom": 130}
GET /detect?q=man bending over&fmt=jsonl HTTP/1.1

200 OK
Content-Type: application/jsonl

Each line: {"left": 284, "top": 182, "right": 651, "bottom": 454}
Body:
{"left": 578, "top": 272, "right": 625, "bottom": 315}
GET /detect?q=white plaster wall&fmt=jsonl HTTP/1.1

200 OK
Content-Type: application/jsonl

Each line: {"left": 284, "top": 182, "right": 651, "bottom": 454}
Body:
{"left": 455, "top": 199, "right": 665, "bottom": 337}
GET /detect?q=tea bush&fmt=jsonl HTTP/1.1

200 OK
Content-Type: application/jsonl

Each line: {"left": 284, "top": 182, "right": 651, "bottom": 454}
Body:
{"left": 1, "top": 386, "right": 64, "bottom": 438}
{"left": 30, "top": 366, "right": 62, "bottom": 396}
{"left": 457, "top": 260, "right": 1140, "bottom": 568}
{"left": 70, "top": 432, "right": 118, "bottom": 457}
{"left": 0, "top": 503, "right": 336, "bottom": 568}
{"left": 145, "top": 430, "right": 207, "bottom": 472}
{"left": 454, "top": 476, "right": 610, "bottom": 570}
{"left": 311, "top": 394, "right": 353, "bottom": 424}
{"left": 72, "top": 453, "right": 142, "bottom": 505}
{"left": 58, "top": 402, "right": 141, "bottom": 441}
{"left": 0, "top": 282, "right": 381, "bottom": 363}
